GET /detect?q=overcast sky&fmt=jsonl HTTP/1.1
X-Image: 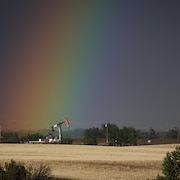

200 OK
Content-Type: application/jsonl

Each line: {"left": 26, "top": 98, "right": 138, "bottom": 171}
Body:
{"left": 0, "top": 1, "right": 180, "bottom": 131}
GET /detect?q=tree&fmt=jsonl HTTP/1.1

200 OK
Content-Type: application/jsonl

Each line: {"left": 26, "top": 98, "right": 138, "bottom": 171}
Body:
{"left": 108, "top": 124, "right": 120, "bottom": 144}
{"left": 148, "top": 128, "right": 157, "bottom": 139}
{"left": 101, "top": 124, "right": 137, "bottom": 146}
{"left": 156, "top": 146, "right": 180, "bottom": 180}
{"left": 126, "top": 127, "right": 137, "bottom": 145}
{"left": 101, "top": 123, "right": 120, "bottom": 145}
{"left": 84, "top": 127, "right": 100, "bottom": 145}
{"left": 2, "top": 132, "right": 20, "bottom": 143}
{"left": 167, "top": 127, "right": 179, "bottom": 139}
{"left": 136, "top": 129, "right": 149, "bottom": 139}
{"left": 20, "top": 133, "right": 43, "bottom": 142}
{"left": 121, "top": 127, "right": 137, "bottom": 145}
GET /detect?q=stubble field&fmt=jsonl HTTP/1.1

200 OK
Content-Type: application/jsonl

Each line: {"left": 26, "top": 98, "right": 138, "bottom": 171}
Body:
{"left": 0, "top": 143, "right": 179, "bottom": 180}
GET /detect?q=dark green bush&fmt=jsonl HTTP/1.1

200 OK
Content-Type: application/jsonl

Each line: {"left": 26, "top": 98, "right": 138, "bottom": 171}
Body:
{"left": 162, "top": 146, "right": 180, "bottom": 179}
{"left": 0, "top": 166, "right": 5, "bottom": 180}
{"left": 155, "top": 146, "right": 180, "bottom": 180}
{"left": 0, "top": 160, "right": 51, "bottom": 180}
{"left": 3, "top": 160, "right": 27, "bottom": 180}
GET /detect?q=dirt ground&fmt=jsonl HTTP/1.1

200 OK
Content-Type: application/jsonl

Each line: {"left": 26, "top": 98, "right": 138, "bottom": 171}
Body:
{"left": 0, "top": 144, "right": 179, "bottom": 180}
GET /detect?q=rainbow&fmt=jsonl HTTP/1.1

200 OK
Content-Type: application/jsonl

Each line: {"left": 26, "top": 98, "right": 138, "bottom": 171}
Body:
{"left": 1, "top": 1, "right": 123, "bottom": 130}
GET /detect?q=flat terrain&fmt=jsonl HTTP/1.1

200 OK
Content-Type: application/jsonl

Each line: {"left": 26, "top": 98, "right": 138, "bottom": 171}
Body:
{"left": 0, "top": 144, "right": 179, "bottom": 180}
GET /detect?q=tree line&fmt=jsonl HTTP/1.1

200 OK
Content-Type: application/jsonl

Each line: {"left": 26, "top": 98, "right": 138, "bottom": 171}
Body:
{"left": 1, "top": 132, "right": 44, "bottom": 143}
{"left": 84, "top": 124, "right": 180, "bottom": 145}
{"left": 84, "top": 124, "right": 137, "bottom": 145}
{"left": 1, "top": 124, "right": 179, "bottom": 144}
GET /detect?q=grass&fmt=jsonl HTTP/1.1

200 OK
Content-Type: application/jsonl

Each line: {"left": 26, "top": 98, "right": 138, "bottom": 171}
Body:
{"left": 0, "top": 144, "right": 179, "bottom": 179}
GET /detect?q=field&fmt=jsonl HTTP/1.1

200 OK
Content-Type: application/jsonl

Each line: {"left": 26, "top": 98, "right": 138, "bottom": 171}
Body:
{"left": 0, "top": 144, "right": 179, "bottom": 180}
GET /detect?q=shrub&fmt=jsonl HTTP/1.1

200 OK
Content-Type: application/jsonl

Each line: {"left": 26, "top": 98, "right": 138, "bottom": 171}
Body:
{"left": 0, "top": 166, "right": 5, "bottom": 180}
{"left": 0, "top": 160, "right": 51, "bottom": 180}
{"left": 155, "top": 174, "right": 166, "bottom": 180}
{"left": 26, "top": 162, "right": 51, "bottom": 180}
{"left": 2, "top": 160, "right": 27, "bottom": 180}
{"left": 155, "top": 146, "right": 180, "bottom": 180}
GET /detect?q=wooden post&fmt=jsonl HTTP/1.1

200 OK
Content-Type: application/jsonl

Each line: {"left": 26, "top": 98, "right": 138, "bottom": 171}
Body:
{"left": 105, "top": 123, "right": 108, "bottom": 145}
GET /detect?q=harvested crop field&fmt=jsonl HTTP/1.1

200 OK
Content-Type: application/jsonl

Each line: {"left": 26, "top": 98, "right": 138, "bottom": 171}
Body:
{"left": 0, "top": 144, "right": 179, "bottom": 180}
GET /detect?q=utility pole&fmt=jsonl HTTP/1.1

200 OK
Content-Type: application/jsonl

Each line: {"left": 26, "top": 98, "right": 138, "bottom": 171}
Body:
{"left": 105, "top": 123, "right": 108, "bottom": 145}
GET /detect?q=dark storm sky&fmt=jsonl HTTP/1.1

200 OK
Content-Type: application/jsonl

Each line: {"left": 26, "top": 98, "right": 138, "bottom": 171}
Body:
{"left": 0, "top": 1, "right": 179, "bottom": 130}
